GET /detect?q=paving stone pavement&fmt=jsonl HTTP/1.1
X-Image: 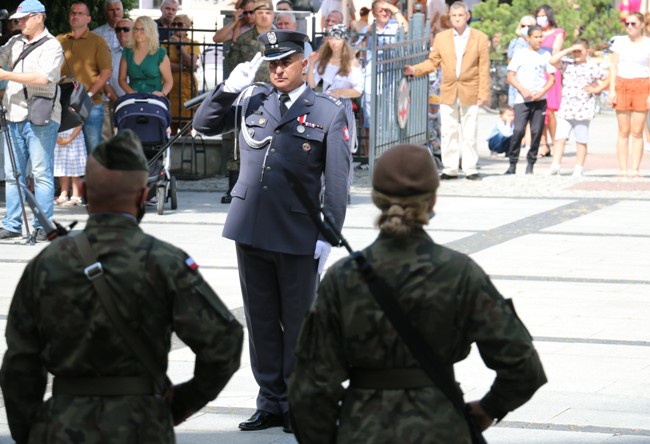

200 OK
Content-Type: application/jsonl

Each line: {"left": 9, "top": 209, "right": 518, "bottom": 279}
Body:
{"left": 0, "top": 110, "right": 648, "bottom": 443}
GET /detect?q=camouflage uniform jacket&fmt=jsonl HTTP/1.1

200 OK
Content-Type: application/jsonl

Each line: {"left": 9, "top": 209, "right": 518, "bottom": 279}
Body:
{"left": 0, "top": 213, "right": 243, "bottom": 444}
{"left": 225, "top": 26, "right": 271, "bottom": 84}
{"left": 289, "top": 228, "right": 546, "bottom": 444}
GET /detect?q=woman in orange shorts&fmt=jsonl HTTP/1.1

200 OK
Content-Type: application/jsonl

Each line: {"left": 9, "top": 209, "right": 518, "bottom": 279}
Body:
{"left": 609, "top": 11, "right": 650, "bottom": 177}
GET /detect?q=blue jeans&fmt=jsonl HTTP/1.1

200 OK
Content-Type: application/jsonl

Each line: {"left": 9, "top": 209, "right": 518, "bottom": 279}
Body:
{"left": 3, "top": 120, "right": 59, "bottom": 233}
{"left": 488, "top": 133, "right": 511, "bottom": 154}
{"left": 83, "top": 102, "right": 105, "bottom": 153}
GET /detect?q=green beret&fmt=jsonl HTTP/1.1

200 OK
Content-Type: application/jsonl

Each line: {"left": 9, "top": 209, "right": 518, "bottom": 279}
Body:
{"left": 91, "top": 129, "right": 148, "bottom": 172}
{"left": 372, "top": 144, "right": 439, "bottom": 196}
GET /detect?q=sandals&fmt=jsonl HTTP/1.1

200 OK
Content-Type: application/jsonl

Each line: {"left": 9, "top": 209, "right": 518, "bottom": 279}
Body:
{"left": 54, "top": 196, "right": 68, "bottom": 205}
{"left": 63, "top": 196, "right": 84, "bottom": 206}
{"left": 537, "top": 144, "right": 552, "bottom": 158}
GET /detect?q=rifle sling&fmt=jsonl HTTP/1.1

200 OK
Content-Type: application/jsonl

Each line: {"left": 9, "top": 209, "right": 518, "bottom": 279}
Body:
{"left": 72, "top": 232, "right": 169, "bottom": 394}
{"left": 353, "top": 251, "right": 487, "bottom": 444}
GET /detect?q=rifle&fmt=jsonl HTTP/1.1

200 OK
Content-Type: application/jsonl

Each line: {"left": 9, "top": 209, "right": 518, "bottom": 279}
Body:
{"left": 23, "top": 189, "right": 76, "bottom": 243}
{"left": 283, "top": 168, "right": 488, "bottom": 444}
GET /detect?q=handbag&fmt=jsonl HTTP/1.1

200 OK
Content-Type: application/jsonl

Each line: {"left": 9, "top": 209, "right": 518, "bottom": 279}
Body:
{"left": 58, "top": 79, "right": 93, "bottom": 132}
{"left": 58, "top": 52, "right": 94, "bottom": 133}
{"left": 26, "top": 95, "right": 56, "bottom": 126}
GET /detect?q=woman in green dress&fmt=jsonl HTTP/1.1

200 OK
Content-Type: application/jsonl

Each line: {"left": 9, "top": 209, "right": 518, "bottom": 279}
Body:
{"left": 119, "top": 16, "right": 173, "bottom": 97}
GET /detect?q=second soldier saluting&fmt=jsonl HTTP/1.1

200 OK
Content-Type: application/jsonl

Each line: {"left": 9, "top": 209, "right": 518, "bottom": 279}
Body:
{"left": 193, "top": 30, "right": 351, "bottom": 432}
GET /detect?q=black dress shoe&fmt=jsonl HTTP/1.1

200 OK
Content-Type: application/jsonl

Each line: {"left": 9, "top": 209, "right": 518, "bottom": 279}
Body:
{"left": 504, "top": 164, "right": 516, "bottom": 175}
{"left": 526, "top": 163, "right": 534, "bottom": 175}
{"left": 0, "top": 228, "right": 21, "bottom": 240}
{"left": 221, "top": 192, "right": 232, "bottom": 204}
{"left": 238, "top": 410, "right": 283, "bottom": 431}
{"left": 439, "top": 173, "right": 458, "bottom": 180}
{"left": 465, "top": 173, "right": 482, "bottom": 181}
{"left": 283, "top": 412, "right": 293, "bottom": 434}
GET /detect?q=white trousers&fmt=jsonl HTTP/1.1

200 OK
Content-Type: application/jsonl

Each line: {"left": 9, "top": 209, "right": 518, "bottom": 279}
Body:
{"left": 440, "top": 98, "right": 479, "bottom": 176}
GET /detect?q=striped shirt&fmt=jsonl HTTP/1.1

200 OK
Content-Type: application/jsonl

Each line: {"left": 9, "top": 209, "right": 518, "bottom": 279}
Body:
{"left": 0, "top": 29, "right": 64, "bottom": 123}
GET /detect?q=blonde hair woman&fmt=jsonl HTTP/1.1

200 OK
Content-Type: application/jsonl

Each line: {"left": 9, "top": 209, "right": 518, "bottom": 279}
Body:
{"left": 119, "top": 16, "right": 173, "bottom": 97}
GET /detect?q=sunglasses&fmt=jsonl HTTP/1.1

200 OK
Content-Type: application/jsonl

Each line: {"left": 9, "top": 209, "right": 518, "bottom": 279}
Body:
{"left": 242, "top": 10, "right": 255, "bottom": 15}
{"left": 115, "top": 26, "right": 131, "bottom": 33}
{"left": 625, "top": 22, "right": 639, "bottom": 27}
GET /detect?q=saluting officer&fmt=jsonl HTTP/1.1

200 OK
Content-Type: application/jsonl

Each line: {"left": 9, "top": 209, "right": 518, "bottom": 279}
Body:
{"left": 193, "top": 30, "right": 351, "bottom": 433}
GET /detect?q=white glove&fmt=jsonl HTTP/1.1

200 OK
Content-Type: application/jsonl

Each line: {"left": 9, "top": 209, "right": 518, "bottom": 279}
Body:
{"left": 314, "top": 240, "right": 332, "bottom": 275}
{"left": 223, "top": 52, "right": 264, "bottom": 93}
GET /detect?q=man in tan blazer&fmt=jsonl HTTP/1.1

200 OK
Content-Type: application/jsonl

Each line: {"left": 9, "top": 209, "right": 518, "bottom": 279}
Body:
{"left": 405, "top": 1, "right": 489, "bottom": 180}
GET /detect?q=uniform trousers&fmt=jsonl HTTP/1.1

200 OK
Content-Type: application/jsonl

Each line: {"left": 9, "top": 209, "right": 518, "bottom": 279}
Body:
{"left": 508, "top": 100, "right": 546, "bottom": 165}
{"left": 440, "top": 98, "right": 479, "bottom": 176}
{"left": 236, "top": 242, "right": 318, "bottom": 415}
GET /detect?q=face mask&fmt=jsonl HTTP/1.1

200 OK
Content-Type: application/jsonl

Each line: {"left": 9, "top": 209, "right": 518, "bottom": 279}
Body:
{"left": 519, "top": 26, "right": 529, "bottom": 37}
{"left": 537, "top": 16, "right": 548, "bottom": 27}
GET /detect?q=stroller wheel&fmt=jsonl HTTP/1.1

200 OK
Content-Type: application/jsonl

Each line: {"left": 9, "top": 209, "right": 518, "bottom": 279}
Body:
{"left": 156, "top": 186, "right": 165, "bottom": 215}
{"left": 169, "top": 176, "right": 178, "bottom": 210}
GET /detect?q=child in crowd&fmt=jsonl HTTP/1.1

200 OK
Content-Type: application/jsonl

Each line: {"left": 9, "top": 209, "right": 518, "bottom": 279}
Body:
{"left": 547, "top": 39, "right": 609, "bottom": 176}
{"left": 487, "top": 106, "right": 514, "bottom": 157}
{"left": 54, "top": 125, "right": 87, "bottom": 206}
{"left": 505, "top": 25, "right": 556, "bottom": 175}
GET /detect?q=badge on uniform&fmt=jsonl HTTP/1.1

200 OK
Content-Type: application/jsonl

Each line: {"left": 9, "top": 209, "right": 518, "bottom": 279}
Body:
{"left": 343, "top": 125, "right": 350, "bottom": 141}
{"left": 297, "top": 114, "right": 323, "bottom": 130}
{"left": 185, "top": 257, "right": 199, "bottom": 271}
{"left": 302, "top": 142, "right": 311, "bottom": 152}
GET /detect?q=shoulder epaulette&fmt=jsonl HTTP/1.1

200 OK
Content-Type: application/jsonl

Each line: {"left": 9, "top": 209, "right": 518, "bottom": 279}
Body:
{"left": 316, "top": 92, "right": 343, "bottom": 107}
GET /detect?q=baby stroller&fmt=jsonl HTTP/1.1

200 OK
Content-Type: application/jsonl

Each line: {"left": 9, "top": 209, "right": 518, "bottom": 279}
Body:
{"left": 114, "top": 93, "right": 178, "bottom": 215}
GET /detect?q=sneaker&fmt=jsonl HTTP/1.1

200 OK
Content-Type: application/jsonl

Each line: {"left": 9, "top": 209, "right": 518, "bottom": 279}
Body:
{"left": 34, "top": 228, "right": 48, "bottom": 242}
{"left": 548, "top": 163, "right": 561, "bottom": 176}
{"left": 0, "top": 228, "right": 21, "bottom": 240}
{"left": 572, "top": 165, "right": 584, "bottom": 177}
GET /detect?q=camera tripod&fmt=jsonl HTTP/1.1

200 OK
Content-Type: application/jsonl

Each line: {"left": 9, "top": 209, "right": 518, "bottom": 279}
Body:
{"left": 0, "top": 102, "right": 35, "bottom": 245}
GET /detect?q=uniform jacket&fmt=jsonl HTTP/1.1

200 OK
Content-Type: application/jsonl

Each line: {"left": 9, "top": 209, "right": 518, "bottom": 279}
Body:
{"left": 289, "top": 228, "right": 546, "bottom": 443}
{"left": 412, "top": 27, "right": 490, "bottom": 106}
{"left": 0, "top": 214, "right": 243, "bottom": 444}
{"left": 193, "top": 83, "right": 350, "bottom": 256}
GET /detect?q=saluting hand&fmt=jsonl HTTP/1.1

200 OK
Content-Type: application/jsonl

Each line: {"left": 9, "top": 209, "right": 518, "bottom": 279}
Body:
{"left": 224, "top": 52, "right": 264, "bottom": 93}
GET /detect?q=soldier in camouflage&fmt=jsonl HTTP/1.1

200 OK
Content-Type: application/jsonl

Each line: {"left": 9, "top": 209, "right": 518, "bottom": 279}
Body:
{"left": 220, "top": 0, "right": 275, "bottom": 203}
{"left": 0, "top": 130, "right": 243, "bottom": 444}
{"left": 288, "top": 144, "right": 547, "bottom": 443}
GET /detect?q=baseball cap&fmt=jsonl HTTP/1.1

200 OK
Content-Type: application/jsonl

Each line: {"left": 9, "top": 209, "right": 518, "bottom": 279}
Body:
{"left": 258, "top": 30, "right": 309, "bottom": 61}
{"left": 10, "top": 0, "right": 46, "bottom": 19}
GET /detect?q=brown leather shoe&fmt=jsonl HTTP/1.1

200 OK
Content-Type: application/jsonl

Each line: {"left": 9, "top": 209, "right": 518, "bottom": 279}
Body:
{"left": 238, "top": 410, "right": 283, "bottom": 431}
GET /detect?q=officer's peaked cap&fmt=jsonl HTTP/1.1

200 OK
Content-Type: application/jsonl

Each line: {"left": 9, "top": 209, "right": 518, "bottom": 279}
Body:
{"left": 373, "top": 144, "right": 439, "bottom": 196}
{"left": 258, "top": 30, "right": 309, "bottom": 61}
{"left": 91, "top": 129, "right": 149, "bottom": 172}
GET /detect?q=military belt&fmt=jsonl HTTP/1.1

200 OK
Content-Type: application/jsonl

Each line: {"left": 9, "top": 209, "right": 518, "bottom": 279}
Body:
{"left": 53, "top": 376, "right": 155, "bottom": 396}
{"left": 349, "top": 368, "right": 434, "bottom": 389}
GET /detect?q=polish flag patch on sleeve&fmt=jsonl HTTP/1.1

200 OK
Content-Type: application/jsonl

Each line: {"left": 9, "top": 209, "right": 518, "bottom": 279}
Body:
{"left": 185, "top": 257, "right": 199, "bottom": 271}
{"left": 343, "top": 126, "right": 350, "bottom": 141}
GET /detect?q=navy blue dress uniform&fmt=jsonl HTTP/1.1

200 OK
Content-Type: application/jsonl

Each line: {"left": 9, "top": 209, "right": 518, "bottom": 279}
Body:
{"left": 193, "top": 30, "right": 351, "bottom": 431}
